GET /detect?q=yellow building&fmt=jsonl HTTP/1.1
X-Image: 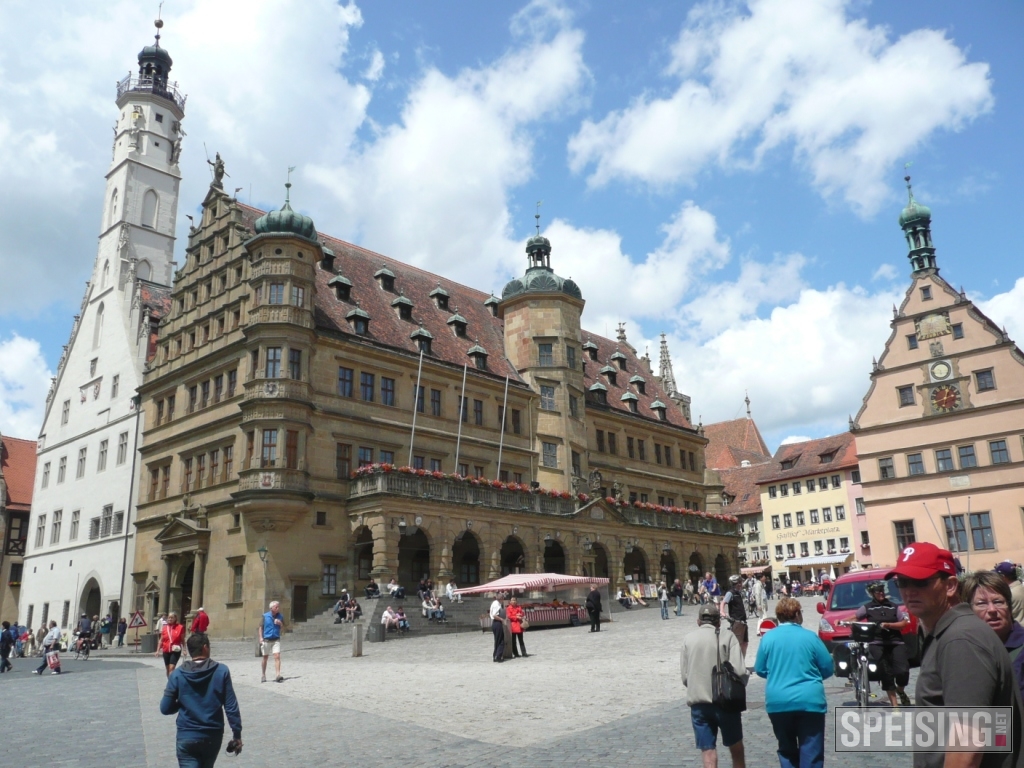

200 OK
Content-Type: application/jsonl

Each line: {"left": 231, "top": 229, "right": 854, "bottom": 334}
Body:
{"left": 129, "top": 181, "right": 739, "bottom": 637}
{"left": 759, "top": 433, "right": 864, "bottom": 583}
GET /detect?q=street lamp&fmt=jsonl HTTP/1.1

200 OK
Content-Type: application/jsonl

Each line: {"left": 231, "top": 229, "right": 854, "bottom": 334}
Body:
{"left": 257, "top": 545, "right": 268, "bottom": 563}
{"left": 257, "top": 545, "right": 269, "bottom": 612}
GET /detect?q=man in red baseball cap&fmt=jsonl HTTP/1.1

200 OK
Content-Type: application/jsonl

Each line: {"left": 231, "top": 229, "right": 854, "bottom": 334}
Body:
{"left": 888, "top": 543, "right": 1023, "bottom": 768}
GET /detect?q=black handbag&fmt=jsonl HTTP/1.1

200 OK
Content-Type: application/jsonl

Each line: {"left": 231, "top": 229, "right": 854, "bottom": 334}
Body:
{"left": 712, "top": 627, "right": 747, "bottom": 712}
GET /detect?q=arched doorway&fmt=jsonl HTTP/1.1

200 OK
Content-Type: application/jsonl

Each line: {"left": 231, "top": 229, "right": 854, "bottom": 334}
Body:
{"left": 452, "top": 531, "right": 481, "bottom": 586}
{"left": 624, "top": 548, "right": 648, "bottom": 584}
{"left": 353, "top": 527, "right": 374, "bottom": 582}
{"left": 688, "top": 551, "right": 704, "bottom": 590}
{"left": 398, "top": 530, "right": 430, "bottom": 586}
{"left": 714, "top": 553, "right": 730, "bottom": 586}
{"left": 659, "top": 549, "right": 677, "bottom": 585}
{"left": 501, "top": 537, "right": 526, "bottom": 575}
{"left": 80, "top": 577, "right": 101, "bottom": 619}
{"left": 179, "top": 562, "right": 194, "bottom": 618}
{"left": 592, "top": 544, "right": 609, "bottom": 579}
{"left": 544, "top": 540, "right": 566, "bottom": 574}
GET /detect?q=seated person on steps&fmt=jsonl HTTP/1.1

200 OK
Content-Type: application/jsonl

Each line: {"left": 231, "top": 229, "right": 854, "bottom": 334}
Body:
{"left": 364, "top": 579, "right": 381, "bottom": 599}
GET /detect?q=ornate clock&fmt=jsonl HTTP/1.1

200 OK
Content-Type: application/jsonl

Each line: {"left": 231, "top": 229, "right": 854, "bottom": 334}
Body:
{"left": 930, "top": 385, "right": 962, "bottom": 413}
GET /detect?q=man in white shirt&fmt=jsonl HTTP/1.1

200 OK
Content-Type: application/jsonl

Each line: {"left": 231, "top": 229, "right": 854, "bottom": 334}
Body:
{"left": 446, "top": 579, "right": 463, "bottom": 603}
{"left": 381, "top": 606, "right": 398, "bottom": 633}
{"left": 490, "top": 596, "right": 505, "bottom": 662}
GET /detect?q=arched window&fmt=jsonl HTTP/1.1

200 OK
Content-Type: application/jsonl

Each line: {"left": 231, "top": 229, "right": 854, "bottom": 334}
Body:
{"left": 93, "top": 303, "right": 105, "bottom": 349}
{"left": 136, "top": 260, "right": 151, "bottom": 281}
{"left": 141, "top": 190, "right": 158, "bottom": 229}
{"left": 101, "top": 261, "right": 109, "bottom": 289}
{"left": 108, "top": 188, "right": 119, "bottom": 228}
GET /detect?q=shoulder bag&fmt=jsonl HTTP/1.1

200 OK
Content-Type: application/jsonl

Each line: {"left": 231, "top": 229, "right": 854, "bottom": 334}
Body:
{"left": 712, "top": 627, "right": 747, "bottom": 712}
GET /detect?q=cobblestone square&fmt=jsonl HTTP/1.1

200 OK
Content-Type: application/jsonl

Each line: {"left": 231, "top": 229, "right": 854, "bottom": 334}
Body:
{"left": 0, "top": 597, "right": 917, "bottom": 768}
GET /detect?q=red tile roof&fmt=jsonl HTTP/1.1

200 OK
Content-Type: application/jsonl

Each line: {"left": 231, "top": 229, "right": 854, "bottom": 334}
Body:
{"left": 141, "top": 281, "right": 172, "bottom": 362}
{"left": 704, "top": 417, "right": 771, "bottom": 469}
{"left": 1, "top": 435, "right": 37, "bottom": 512}
{"left": 759, "top": 432, "right": 857, "bottom": 484}
{"left": 717, "top": 461, "right": 769, "bottom": 517}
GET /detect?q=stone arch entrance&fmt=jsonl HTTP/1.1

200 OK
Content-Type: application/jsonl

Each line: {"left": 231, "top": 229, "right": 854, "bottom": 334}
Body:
{"left": 543, "top": 540, "right": 566, "bottom": 574}
{"left": 688, "top": 551, "right": 704, "bottom": 590}
{"left": 79, "top": 577, "right": 102, "bottom": 619}
{"left": 452, "top": 531, "right": 481, "bottom": 586}
{"left": 353, "top": 526, "right": 374, "bottom": 582}
{"left": 659, "top": 549, "right": 678, "bottom": 585}
{"left": 624, "top": 548, "right": 648, "bottom": 584}
{"left": 591, "top": 544, "right": 609, "bottom": 579}
{"left": 714, "top": 553, "right": 730, "bottom": 585}
{"left": 501, "top": 537, "right": 526, "bottom": 575}
{"left": 398, "top": 530, "right": 430, "bottom": 586}
{"left": 178, "top": 562, "right": 194, "bottom": 618}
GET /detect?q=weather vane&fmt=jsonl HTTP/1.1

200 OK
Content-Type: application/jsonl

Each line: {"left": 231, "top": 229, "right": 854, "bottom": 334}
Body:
{"left": 535, "top": 200, "right": 543, "bottom": 234}
{"left": 285, "top": 166, "right": 296, "bottom": 202}
{"left": 154, "top": 2, "right": 164, "bottom": 45}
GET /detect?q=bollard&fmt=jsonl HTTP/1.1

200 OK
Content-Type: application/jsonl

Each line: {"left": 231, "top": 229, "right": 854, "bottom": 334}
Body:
{"left": 352, "top": 621, "right": 363, "bottom": 657}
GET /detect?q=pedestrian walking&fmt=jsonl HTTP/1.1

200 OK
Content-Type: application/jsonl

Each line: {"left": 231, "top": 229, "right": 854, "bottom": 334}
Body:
{"left": 721, "top": 575, "right": 749, "bottom": 661}
{"left": 259, "top": 600, "right": 284, "bottom": 683}
{"left": 489, "top": 594, "right": 506, "bottom": 662}
{"left": 160, "top": 632, "right": 243, "bottom": 767}
{"left": 889, "top": 543, "right": 1024, "bottom": 768}
{"left": 0, "top": 621, "right": 14, "bottom": 673}
{"left": 190, "top": 606, "right": 210, "bottom": 635}
{"left": 10, "top": 620, "right": 23, "bottom": 658}
{"left": 35, "top": 625, "right": 47, "bottom": 655}
{"left": 586, "top": 583, "right": 602, "bottom": 632}
{"left": 755, "top": 597, "right": 833, "bottom": 768}
{"left": 34, "top": 621, "right": 63, "bottom": 675}
{"left": 117, "top": 617, "right": 127, "bottom": 647}
{"left": 507, "top": 596, "right": 528, "bottom": 658}
{"left": 680, "top": 604, "right": 748, "bottom": 768}
{"left": 100, "top": 614, "right": 112, "bottom": 648}
{"left": 672, "top": 578, "right": 684, "bottom": 616}
{"left": 659, "top": 581, "right": 671, "bottom": 620}
{"left": 157, "top": 612, "right": 186, "bottom": 679}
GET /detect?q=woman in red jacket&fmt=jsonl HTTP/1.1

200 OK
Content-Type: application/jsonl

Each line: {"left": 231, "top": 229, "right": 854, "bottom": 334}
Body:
{"left": 155, "top": 612, "right": 185, "bottom": 678}
{"left": 507, "top": 596, "right": 528, "bottom": 658}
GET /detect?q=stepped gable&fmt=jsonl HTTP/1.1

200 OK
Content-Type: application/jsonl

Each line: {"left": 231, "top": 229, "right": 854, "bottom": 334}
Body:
{"left": 1, "top": 435, "right": 38, "bottom": 512}
{"left": 762, "top": 432, "right": 857, "bottom": 485}
{"left": 717, "top": 461, "right": 769, "bottom": 516}
{"left": 140, "top": 280, "right": 172, "bottom": 361}
{"left": 704, "top": 417, "right": 771, "bottom": 470}
{"left": 580, "top": 331, "right": 693, "bottom": 429}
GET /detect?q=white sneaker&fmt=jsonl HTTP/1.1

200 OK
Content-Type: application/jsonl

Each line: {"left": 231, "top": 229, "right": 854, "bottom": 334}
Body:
{"left": 50, "top": 671, "right": 59, "bottom": 675}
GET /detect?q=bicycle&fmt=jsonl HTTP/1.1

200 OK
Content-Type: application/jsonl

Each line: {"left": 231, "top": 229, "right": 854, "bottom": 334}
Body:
{"left": 835, "top": 621, "right": 878, "bottom": 707}
{"left": 73, "top": 631, "right": 91, "bottom": 661}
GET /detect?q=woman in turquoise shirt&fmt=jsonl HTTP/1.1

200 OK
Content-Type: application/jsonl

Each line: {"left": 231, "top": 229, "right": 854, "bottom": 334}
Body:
{"left": 755, "top": 597, "right": 834, "bottom": 768}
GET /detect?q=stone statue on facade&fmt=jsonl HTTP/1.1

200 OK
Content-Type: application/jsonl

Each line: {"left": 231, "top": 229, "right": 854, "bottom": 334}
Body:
{"left": 611, "top": 481, "right": 622, "bottom": 500}
{"left": 588, "top": 469, "right": 602, "bottom": 492}
{"left": 207, "top": 152, "right": 228, "bottom": 189}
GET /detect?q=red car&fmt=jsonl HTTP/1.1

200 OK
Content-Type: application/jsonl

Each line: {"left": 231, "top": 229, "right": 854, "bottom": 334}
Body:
{"left": 816, "top": 568, "right": 922, "bottom": 664}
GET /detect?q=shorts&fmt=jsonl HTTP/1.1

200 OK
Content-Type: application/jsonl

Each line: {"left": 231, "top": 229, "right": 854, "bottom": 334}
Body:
{"left": 691, "top": 702, "right": 743, "bottom": 750}
{"left": 869, "top": 642, "right": 909, "bottom": 691}
{"left": 731, "top": 621, "right": 749, "bottom": 645}
{"left": 261, "top": 639, "right": 281, "bottom": 656}
{"left": 163, "top": 651, "right": 181, "bottom": 667}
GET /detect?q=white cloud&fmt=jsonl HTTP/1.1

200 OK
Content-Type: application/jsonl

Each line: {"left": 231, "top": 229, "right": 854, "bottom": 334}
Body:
{"left": 780, "top": 435, "right": 812, "bottom": 445}
{"left": 364, "top": 49, "right": 386, "bottom": 82}
{"left": 978, "top": 277, "right": 1024, "bottom": 347}
{"left": 0, "top": 334, "right": 52, "bottom": 438}
{"left": 568, "top": 0, "right": 993, "bottom": 215}
{"left": 872, "top": 263, "right": 899, "bottom": 282}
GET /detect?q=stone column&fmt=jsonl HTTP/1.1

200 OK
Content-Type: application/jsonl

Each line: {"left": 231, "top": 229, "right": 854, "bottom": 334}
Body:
{"left": 191, "top": 550, "right": 207, "bottom": 613}
{"left": 370, "top": 519, "right": 398, "bottom": 582}
{"left": 159, "top": 555, "right": 171, "bottom": 619}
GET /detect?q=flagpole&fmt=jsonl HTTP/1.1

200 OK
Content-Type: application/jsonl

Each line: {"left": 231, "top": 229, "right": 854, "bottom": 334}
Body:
{"left": 408, "top": 348, "right": 425, "bottom": 467}
{"left": 495, "top": 375, "right": 510, "bottom": 480}
{"left": 454, "top": 364, "right": 468, "bottom": 474}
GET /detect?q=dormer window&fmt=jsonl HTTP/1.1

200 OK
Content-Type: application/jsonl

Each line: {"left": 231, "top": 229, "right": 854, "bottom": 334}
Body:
{"left": 447, "top": 310, "right": 468, "bottom": 337}
{"left": 588, "top": 382, "right": 607, "bottom": 405}
{"left": 374, "top": 264, "right": 396, "bottom": 292}
{"left": 819, "top": 451, "right": 836, "bottom": 463}
{"left": 600, "top": 365, "right": 617, "bottom": 387}
{"left": 781, "top": 458, "right": 796, "bottom": 470}
{"left": 483, "top": 295, "right": 499, "bottom": 317}
{"left": 346, "top": 306, "right": 370, "bottom": 335}
{"left": 430, "top": 283, "right": 449, "bottom": 310}
{"left": 329, "top": 275, "right": 351, "bottom": 302}
{"left": 583, "top": 341, "right": 598, "bottom": 361}
{"left": 611, "top": 350, "right": 627, "bottom": 371}
{"left": 411, "top": 324, "right": 433, "bottom": 355}
{"left": 392, "top": 292, "right": 414, "bottom": 321}
{"left": 468, "top": 343, "right": 488, "bottom": 370}
{"left": 630, "top": 375, "right": 645, "bottom": 395}
{"left": 621, "top": 391, "right": 639, "bottom": 413}
{"left": 651, "top": 399, "right": 668, "bottom": 421}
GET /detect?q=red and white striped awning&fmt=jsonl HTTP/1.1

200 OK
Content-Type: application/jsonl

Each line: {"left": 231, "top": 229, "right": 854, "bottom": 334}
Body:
{"left": 453, "top": 573, "right": 608, "bottom": 596}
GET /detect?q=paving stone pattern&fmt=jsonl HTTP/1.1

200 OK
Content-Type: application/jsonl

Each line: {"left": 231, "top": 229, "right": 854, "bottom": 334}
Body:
{"left": 0, "top": 597, "right": 915, "bottom": 767}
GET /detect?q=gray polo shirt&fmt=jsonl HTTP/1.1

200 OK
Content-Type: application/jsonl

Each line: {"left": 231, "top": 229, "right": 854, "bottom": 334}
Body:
{"left": 914, "top": 604, "right": 1024, "bottom": 768}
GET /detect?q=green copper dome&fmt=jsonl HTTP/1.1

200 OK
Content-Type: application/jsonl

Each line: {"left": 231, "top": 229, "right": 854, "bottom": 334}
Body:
{"left": 254, "top": 195, "right": 317, "bottom": 242}
{"left": 501, "top": 267, "right": 583, "bottom": 301}
{"left": 899, "top": 198, "right": 931, "bottom": 227}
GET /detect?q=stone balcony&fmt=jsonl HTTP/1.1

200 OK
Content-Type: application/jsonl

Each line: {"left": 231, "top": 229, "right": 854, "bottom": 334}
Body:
{"left": 237, "top": 467, "right": 311, "bottom": 494}
{"left": 243, "top": 378, "right": 312, "bottom": 402}
{"left": 248, "top": 305, "right": 313, "bottom": 328}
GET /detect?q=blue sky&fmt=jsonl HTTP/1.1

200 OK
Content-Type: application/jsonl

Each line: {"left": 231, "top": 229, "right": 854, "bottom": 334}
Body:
{"left": 0, "top": 0, "right": 1021, "bottom": 450}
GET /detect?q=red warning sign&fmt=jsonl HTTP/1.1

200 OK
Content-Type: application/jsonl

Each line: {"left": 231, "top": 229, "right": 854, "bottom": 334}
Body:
{"left": 127, "top": 611, "right": 147, "bottom": 629}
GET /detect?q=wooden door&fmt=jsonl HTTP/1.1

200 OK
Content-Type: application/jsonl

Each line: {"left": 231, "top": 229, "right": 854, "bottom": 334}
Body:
{"left": 292, "top": 585, "right": 308, "bottom": 622}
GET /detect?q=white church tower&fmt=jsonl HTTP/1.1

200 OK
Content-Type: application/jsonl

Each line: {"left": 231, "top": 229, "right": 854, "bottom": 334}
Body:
{"left": 18, "top": 19, "right": 185, "bottom": 632}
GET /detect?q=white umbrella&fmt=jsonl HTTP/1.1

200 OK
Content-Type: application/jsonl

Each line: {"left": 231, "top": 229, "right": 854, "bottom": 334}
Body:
{"left": 829, "top": 565, "right": 837, "bottom": 581}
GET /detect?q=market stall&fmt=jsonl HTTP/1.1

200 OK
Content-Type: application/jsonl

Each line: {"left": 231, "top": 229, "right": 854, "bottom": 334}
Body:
{"left": 455, "top": 573, "right": 609, "bottom": 629}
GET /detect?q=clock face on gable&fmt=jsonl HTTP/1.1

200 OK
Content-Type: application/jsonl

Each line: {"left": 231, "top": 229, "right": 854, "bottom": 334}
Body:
{"left": 930, "top": 385, "right": 962, "bottom": 413}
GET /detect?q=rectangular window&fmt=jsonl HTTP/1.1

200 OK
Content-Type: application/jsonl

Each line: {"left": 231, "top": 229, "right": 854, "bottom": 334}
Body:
{"left": 542, "top": 442, "right": 558, "bottom": 468}
{"left": 385, "top": 451, "right": 399, "bottom": 466}
{"left": 196, "top": 454, "right": 206, "bottom": 487}
{"left": 795, "top": 511, "right": 805, "bottom": 526}
{"left": 61, "top": 602, "right": 70, "bottom": 629}
{"left": 856, "top": 498, "right": 865, "bottom": 515}
{"left": 806, "top": 478, "right": 815, "bottom": 492}
{"left": 774, "top": 545, "right": 783, "bottom": 559}
{"left": 76, "top": 447, "right": 87, "bottom": 479}
{"left": 990, "top": 440, "right": 1010, "bottom": 464}
{"left": 771, "top": 515, "right": 780, "bottom": 529}
{"left": 50, "top": 510, "right": 62, "bottom": 545}
{"left": 792, "top": 480, "right": 801, "bottom": 494}
{"left": 895, "top": 520, "right": 916, "bottom": 551}
{"left": 430, "top": 459, "right": 442, "bottom": 472}
{"left": 607, "top": 433, "right": 617, "bottom": 455}
{"left": 61, "top": 400, "right": 70, "bottom": 425}
{"left": 861, "top": 531, "right": 870, "bottom": 547}
{"left": 571, "top": 450, "right": 581, "bottom": 477}
{"left": 474, "top": 466, "right": 484, "bottom": 478}
{"left": 958, "top": 445, "right": 977, "bottom": 469}
{"left": 540, "top": 386, "right": 555, "bottom": 410}
{"left": 473, "top": 399, "right": 483, "bottom": 425}
{"left": 787, "top": 544, "right": 795, "bottom": 558}
{"left": 898, "top": 386, "right": 915, "bottom": 407}
{"left": 70, "top": 510, "right": 80, "bottom": 541}
{"left": 336, "top": 444, "right": 351, "bottom": 478}
{"left": 511, "top": 409, "right": 521, "bottom": 435}
{"left": 908, "top": 453, "right": 925, "bottom": 475}
{"left": 568, "top": 394, "right": 578, "bottom": 418}
{"left": 227, "top": 370, "right": 237, "bottom": 397}
{"left": 596, "top": 430, "right": 605, "bottom": 453}
{"left": 42, "top": 462, "right": 50, "bottom": 489}
{"left": 831, "top": 475, "right": 841, "bottom": 489}
{"left": 111, "top": 374, "right": 119, "bottom": 399}
{"left": 414, "top": 385, "right": 425, "bottom": 414}
{"left": 285, "top": 430, "right": 299, "bottom": 469}
{"left": 289, "top": 349, "right": 302, "bottom": 380}
{"left": 381, "top": 377, "right": 395, "bottom": 406}
{"left": 183, "top": 457, "right": 194, "bottom": 491}
{"left": 223, "top": 446, "right": 233, "bottom": 479}
{"left": 665, "top": 448, "right": 672, "bottom": 467}
{"left": 836, "top": 505, "right": 846, "bottom": 520}
{"left": 209, "top": 449, "right": 220, "bottom": 483}
{"left": 851, "top": 469, "right": 861, "bottom": 484}
{"left": 907, "top": 335, "right": 919, "bottom": 350}
{"left": 638, "top": 440, "right": 646, "bottom": 461}
{"left": 768, "top": 486, "right": 777, "bottom": 499}
{"left": 97, "top": 440, "right": 108, "bottom": 472}
{"left": 57, "top": 456, "right": 67, "bottom": 484}
{"left": 566, "top": 345, "right": 576, "bottom": 370}
{"left": 538, "top": 343, "right": 553, "bottom": 366}
{"left": 113, "top": 511, "right": 124, "bottom": 535}
{"left": 161, "top": 465, "right": 170, "bottom": 497}
{"left": 878, "top": 457, "right": 895, "bottom": 479}
{"left": 921, "top": 286, "right": 932, "bottom": 300}
{"left": 261, "top": 429, "right": 278, "bottom": 467}
{"left": 655, "top": 444, "right": 662, "bottom": 464}
{"left": 970, "top": 512, "right": 995, "bottom": 550}
{"left": 200, "top": 380, "right": 210, "bottom": 408}
{"left": 321, "top": 563, "right": 338, "bottom": 596}
{"left": 458, "top": 463, "right": 469, "bottom": 477}
{"left": 952, "top": 323, "right": 964, "bottom": 340}
{"left": 640, "top": 493, "right": 648, "bottom": 503}
{"left": 814, "top": 540, "right": 823, "bottom": 554}
{"left": 431, "top": 389, "right": 442, "bottom": 417}
{"left": 338, "top": 367, "right": 354, "bottom": 397}
{"left": 358, "top": 447, "right": 373, "bottom": 467}
{"left": 800, "top": 542, "right": 809, "bottom": 558}
{"left": 459, "top": 396, "right": 468, "bottom": 423}
{"left": 822, "top": 507, "right": 833, "bottom": 522}
{"left": 810, "top": 509, "right": 819, "bottom": 524}
{"left": 232, "top": 564, "right": 244, "bottom": 603}
{"left": 214, "top": 375, "right": 224, "bottom": 403}
{"left": 513, "top": 472, "right": 523, "bottom": 484}
{"left": 292, "top": 285, "right": 305, "bottom": 307}
{"left": 779, "top": 484, "right": 789, "bottom": 497}
{"left": 268, "top": 282, "right": 285, "bottom": 304}
{"left": 943, "top": 514, "right": 968, "bottom": 552}
{"left": 245, "top": 431, "right": 255, "bottom": 468}
{"left": 976, "top": 369, "right": 996, "bottom": 392}
{"left": 88, "top": 517, "right": 99, "bottom": 540}
{"left": 935, "top": 449, "right": 954, "bottom": 472}
{"left": 100, "top": 505, "right": 112, "bottom": 537}
{"left": 188, "top": 385, "right": 198, "bottom": 412}
{"left": 826, "top": 539, "right": 836, "bottom": 553}
{"left": 266, "top": 347, "right": 282, "bottom": 378}
{"left": 360, "top": 372, "right": 375, "bottom": 402}
{"left": 110, "top": 433, "right": 123, "bottom": 467}
{"left": 783, "top": 513, "right": 792, "bottom": 528}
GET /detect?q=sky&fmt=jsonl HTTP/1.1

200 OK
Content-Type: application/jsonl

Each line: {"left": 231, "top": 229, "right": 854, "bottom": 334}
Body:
{"left": 1, "top": 0, "right": 1022, "bottom": 451}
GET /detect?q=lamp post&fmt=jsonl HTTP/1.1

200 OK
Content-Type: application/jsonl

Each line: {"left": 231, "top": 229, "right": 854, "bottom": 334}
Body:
{"left": 257, "top": 545, "right": 269, "bottom": 606}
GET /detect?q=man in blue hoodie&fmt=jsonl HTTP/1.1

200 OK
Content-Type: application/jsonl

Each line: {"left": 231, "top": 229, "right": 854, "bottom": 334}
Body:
{"left": 160, "top": 632, "right": 242, "bottom": 767}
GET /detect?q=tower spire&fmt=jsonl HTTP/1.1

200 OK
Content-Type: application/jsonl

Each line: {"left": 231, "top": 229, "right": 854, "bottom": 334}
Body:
{"left": 745, "top": 391, "right": 751, "bottom": 418}
{"left": 658, "top": 333, "right": 679, "bottom": 397}
{"left": 899, "top": 171, "right": 937, "bottom": 276}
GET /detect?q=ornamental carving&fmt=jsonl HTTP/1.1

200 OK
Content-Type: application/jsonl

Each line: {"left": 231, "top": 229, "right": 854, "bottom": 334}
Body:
{"left": 915, "top": 312, "right": 950, "bottom": 340}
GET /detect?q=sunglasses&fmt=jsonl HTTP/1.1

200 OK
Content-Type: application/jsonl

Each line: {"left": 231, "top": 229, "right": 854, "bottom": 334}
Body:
{"left": 896, "top": 574, "right": 943, "bottom": 589}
